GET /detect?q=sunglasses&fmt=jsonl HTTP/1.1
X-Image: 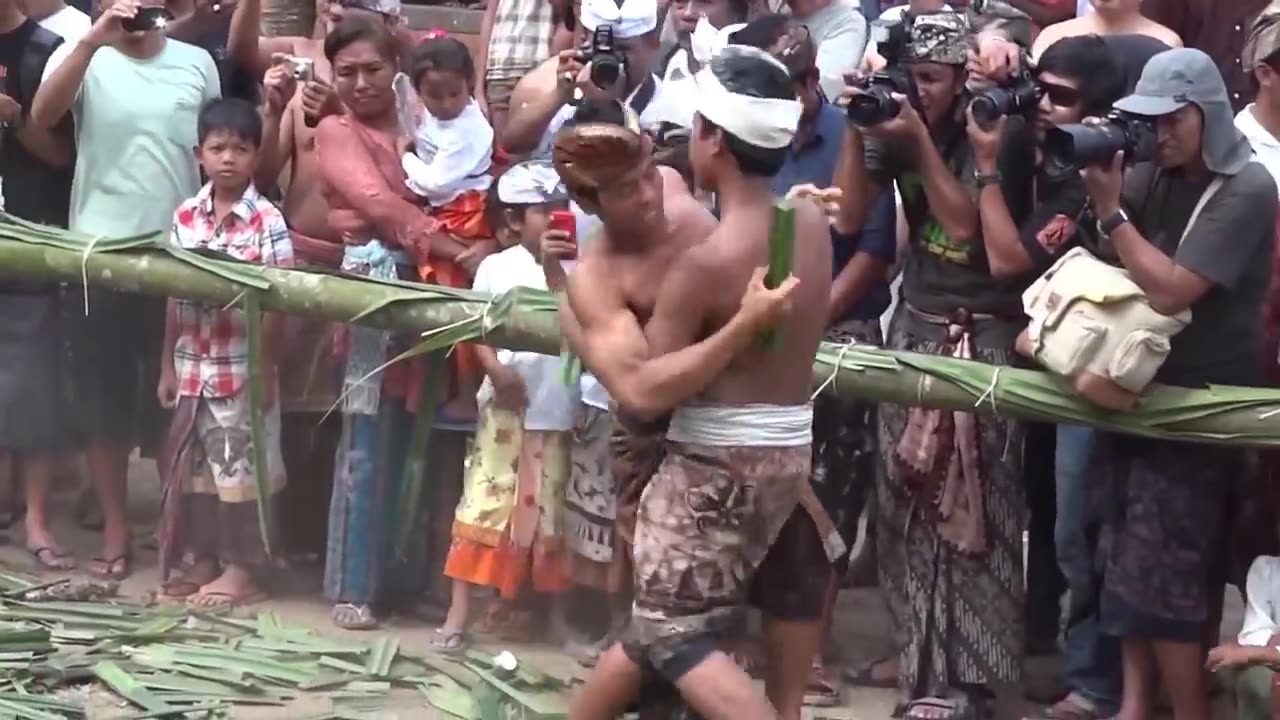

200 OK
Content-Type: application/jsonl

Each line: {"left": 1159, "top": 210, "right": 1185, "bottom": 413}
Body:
{"left": 1038, "top": 80, "right": 1081, "bottom": 108}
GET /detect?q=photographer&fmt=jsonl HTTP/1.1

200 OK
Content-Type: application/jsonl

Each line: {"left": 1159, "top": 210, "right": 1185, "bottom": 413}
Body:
{"left": 966, "top": 33, "right": 1131, "bottom": 720}
{"left": 1078, "top": 48, "right": 1276, "bottom": 720}
{"left": 500, "top": 0, "right": 664, "bottom": 157}
{"left": 836, "top": 11, "right": 1036, "bottom": 720}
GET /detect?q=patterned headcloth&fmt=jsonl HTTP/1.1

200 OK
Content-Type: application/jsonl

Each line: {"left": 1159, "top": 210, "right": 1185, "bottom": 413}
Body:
{"left": 904, "top": 12, "right": 970, "bottom": 66}
{"left": 552, "top": 102, "right": 648, "bottom": 193}
{"left": 1243, "top": 0, "right": 1280, "bottom": 69}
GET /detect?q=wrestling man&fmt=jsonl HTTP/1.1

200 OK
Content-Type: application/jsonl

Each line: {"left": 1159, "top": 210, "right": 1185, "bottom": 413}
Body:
{"left": 553, "top": 47, "right": 831, "bottom": 720}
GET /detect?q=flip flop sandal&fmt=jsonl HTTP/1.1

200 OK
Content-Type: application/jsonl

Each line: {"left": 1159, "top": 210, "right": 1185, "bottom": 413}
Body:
{"left": 430, "top": 628, "right": 471, "bottom": 654}
{"left": 27, "top": 546, "right": 75, "bottom": 571}
{"left": 904, "top": 698, "right": 963, "bottom": 720}
{"left": 844, "top": 657, "right": 900, "bottom": 689}
{"left": 804, "top": 660, "right": 843, "bottom": 707}
{"left": 160, "top": 579, "right": 203, "bottom": 599}
{"left": 87, "top": 554, "right": 131, "bottom": 581}
{"left": 332, "top": 603, "right": 380, "bottom": 630}
{"left": 1024, "top": 695, "right": 1102, "bottom": 720}
{"left": 186, "top": 590, "right": 269, "bottom": 609}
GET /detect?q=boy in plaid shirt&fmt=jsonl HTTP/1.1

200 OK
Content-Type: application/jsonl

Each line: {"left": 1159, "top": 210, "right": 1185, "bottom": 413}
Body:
{"left": 156, "top": 98, "right": 294, "bottom": 609}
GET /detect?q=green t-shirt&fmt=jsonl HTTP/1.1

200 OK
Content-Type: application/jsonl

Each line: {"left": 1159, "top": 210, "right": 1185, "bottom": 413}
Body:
{"left": 69, "top": 40, "right": 220, "bottom": 237}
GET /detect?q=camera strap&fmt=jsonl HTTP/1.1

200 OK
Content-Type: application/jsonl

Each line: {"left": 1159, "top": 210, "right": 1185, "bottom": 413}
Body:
{"left": 628, "top": 75, "right": 657, "bottom": 117}
{"left": 1177, "top": 175, "right": 1225, "bottom": 249}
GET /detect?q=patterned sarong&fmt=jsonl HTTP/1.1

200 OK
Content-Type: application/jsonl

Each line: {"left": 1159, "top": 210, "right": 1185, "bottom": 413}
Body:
{"left": 565, "top": 405, "right": 619, "bottom": 590}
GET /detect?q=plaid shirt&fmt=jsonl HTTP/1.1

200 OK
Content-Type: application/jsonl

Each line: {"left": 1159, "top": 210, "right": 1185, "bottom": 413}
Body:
{"left": 170, "top": 183, "right": 294, "bottom": 398}
{"left": 485, "top": 0, "right": 555, "bottom": 81}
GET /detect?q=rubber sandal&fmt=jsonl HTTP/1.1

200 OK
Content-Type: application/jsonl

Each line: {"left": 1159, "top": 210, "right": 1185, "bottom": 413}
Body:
{"left": 186, "top": 590, "right": 268, "bottom": 609}
{"left": 430, "top": 628, "right": 471, "bottom": 654}
{"left": 27, "top": 546, "right": 75, "bottom": 571}
{"left": 804, "top": 660, "right": 842, "bottom": 707}
{"left": 332, "top": 603, "right": 379, "bottom": 630}
{"left": 1022, "top": 694, "right": 1102, "bottom": 720}
{"left": 844, "top": 656, "right": 899, "bottom": 688}
{"left": 160, "top": 579, "right": 202, "bottom": 599}
{"left": 87, "top": 554, "right": 131, "bottom": 581}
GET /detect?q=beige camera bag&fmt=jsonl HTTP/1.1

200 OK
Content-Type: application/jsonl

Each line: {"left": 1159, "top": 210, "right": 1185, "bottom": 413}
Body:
{"left": 1016, "top": 176, "right": 1224, "bottom": 411}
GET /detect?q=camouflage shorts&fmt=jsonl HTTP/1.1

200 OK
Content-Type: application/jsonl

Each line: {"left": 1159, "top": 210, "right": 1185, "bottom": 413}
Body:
{"left": 621, "top": 441, "right": 809, "bottom": 681}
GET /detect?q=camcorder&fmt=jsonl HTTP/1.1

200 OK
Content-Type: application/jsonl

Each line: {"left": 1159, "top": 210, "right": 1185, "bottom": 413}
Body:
{"left": 581, "top": 26, "right": 625, "bottom": 90}
{"left": 969, "top": 70, "right": 1039, "bottom": 127}
{"left": 1042, "top": 111, "right": 1157, "bottom": 171}
{"left": 847, "top": 16, "right": 919, "bottom": 128}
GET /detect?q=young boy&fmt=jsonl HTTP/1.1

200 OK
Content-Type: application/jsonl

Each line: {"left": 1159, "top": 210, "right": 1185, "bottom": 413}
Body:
{"left": 436, "top": 160, "right": 577, "bottom": 652}
{"left": 156, "top": 97, "right": 293, "bottom": 609}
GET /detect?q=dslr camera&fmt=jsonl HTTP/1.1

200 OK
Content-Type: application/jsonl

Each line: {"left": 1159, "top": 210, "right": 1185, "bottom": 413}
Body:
{"left": 580, "top": 25, "right": 626, "bottom": 90}
{"left": 847, "top": 16, "right": 917, "bottom": 128}
{"left": 1042, "top": 111, "right": 1157, "bottom": 171}
{"left": 969, "top": 69, "right": 1039, "bottom": 127}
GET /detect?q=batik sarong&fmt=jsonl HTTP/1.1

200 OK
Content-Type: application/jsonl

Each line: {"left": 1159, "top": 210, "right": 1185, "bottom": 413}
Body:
{"left": 1092, "top": 433, "right": 1238, "bottom": 642}
{"left": 445, "top": 401, "right": 571, "bottom": 598}
{"left": 876, "top": 306, "right": 1026, "bottom": 702}
{"left": 565, "top": 405, "right": 621, "bottom": 591}
{"left": 622, "top": 403, "right": 812, "bottom": 682}
{"left": 159, "top": 392, "right": 286, "bottom": 578}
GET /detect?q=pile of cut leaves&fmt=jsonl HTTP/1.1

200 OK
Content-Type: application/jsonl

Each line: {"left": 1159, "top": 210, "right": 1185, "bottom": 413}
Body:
{"left": 0, "top": 571, "right": 573, "bottom": 719}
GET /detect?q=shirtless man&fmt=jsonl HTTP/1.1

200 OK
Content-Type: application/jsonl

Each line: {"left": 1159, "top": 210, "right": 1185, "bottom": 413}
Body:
{"left": 1032, "top": 0, "right": 1181, "bottom": 58}
{"left": 555, "top": 47, "right": 830, "bottom": 720}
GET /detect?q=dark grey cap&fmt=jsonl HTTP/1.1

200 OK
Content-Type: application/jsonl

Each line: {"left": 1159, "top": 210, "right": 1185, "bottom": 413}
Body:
{"left": 1114, "top": 48, "right": 1253, "bottom": 175}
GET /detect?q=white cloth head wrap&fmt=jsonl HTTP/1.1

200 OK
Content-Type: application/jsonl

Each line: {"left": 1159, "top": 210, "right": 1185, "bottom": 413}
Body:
{"left": 691, "top": 16, "right": 747, "bottom": 65}
{"left": 693, "top": 46, "right": 802, "bottom": 150}
{"left": 498, "top": 161, "right": 568, "bottom": 204}
{"left": 580, "top": 0, "right": 658, "bottom": 38}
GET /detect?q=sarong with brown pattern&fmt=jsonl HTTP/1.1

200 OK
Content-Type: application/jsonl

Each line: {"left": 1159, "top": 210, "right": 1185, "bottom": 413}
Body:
{"left": 622, "top": 439, "right": 809, "bottom": 681}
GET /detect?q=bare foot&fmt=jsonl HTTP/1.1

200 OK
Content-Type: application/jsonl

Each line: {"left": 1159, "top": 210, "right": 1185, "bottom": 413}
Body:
{"left": 187, "top": 565, "right": 266, "bottom": 608}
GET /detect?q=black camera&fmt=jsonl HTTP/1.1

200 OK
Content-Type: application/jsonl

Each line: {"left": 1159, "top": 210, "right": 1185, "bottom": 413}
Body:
{"left": 1042, "top": 111, "right": 1157, "bottom": 170}
{"left": 847, "top": 16, "right": 918, "bottom": 127}
{"left": 969, "top": 71, "right": 1039, "bottom": 127}
{"left": 581, "top": 25, "right": 625, "bottom": 89}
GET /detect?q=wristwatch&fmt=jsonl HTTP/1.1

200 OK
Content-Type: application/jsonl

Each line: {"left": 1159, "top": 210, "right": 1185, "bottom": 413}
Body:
{"left": 974, "top": 171, "right": 1002, "bottom": 189}
{"left": 1097, "top": 208, "right": 1131, "bottom": 238}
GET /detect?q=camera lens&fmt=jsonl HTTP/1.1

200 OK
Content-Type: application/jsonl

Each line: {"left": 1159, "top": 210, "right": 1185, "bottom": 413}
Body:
{"left": 590, "top": 58, "right": 620, "bottom": 88}
{"left": 847, "top": 90, "right": 900, "bottom": 128}
{"left": 969, "top": 92, "right": 1005, "bottom": 126}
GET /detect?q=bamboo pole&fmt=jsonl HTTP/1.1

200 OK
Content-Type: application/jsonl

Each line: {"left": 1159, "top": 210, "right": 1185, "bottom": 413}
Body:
{"left": 6, "top": 235, "right": 1280, "bottom": 446}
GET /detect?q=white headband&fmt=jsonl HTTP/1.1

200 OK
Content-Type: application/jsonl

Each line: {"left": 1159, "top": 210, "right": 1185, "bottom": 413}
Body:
{"left": 580, "top": 0, "right": 657, "bottom": 38}
{"left": 498, "top": 162, "right": 567, "bottom": 204}
{"left": 691, "top": 17, "right": 747, "bottom": 66}
{"left": 693, "top": 46, "right": 802, "bottom": 150}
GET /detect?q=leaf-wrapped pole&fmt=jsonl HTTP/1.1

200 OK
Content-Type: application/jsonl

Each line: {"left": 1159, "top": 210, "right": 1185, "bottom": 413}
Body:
{"left": 6, "top": 217, "right": 1280, "bottom": 446}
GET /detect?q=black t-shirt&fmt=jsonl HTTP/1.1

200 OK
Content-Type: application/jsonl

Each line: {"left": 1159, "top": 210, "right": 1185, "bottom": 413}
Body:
{"left": 1101, "top": 34, "right": 1171, "bottom": 94}
{"left": 0, "top": 19, "right": 70, "bottom": 229}
{"left": 1018, "top": 164, "right": 1092, "bottom": 273}
{"left": 1121, "top": 161, "right": 1278, "bottom": 387}
{"left": 864, "top": 108, "right": 1038, "bottom": 316}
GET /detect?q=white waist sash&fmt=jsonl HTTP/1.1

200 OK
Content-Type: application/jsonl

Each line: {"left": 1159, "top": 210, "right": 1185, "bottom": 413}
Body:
{"left": 666, "top": 403, "right": 814, "bottom": 447}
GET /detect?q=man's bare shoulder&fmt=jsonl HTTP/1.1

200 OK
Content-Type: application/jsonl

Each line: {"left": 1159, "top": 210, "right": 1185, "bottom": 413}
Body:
{"left": 1140, "top": 20, "right": 1183, "bottom": 47}
{"left": 1031, "top": 18, "right": 1085, "bottom": 56}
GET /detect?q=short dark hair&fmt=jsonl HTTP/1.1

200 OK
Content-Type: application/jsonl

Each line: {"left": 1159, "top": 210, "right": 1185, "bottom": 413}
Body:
{"left": 197, "top": 97, "right": 263, "bottom": 146}
{"left": 409, "top": 37, "right": 476, "bottom": 91}
{"left": 697, "top": 52, "right": 793, "bottom": 177}
{"left": 726, "top": 0, "right": 749, "bottom": 21}
{"left": 324, "top": 15, "right": 398, "bottom": 65}
{"left": 730, "top": 14, "right": 816, "bottom": 82}
{"left": 1036, "top": 35, "right": 1126, "bottom": 117}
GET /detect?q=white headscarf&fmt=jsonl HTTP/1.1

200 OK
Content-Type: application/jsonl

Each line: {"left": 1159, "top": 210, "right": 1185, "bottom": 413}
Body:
{"left": 693, "top": 46, "right": 802, "bottom": 149}
{"left": 498, "top": 161, "right": 568, "bottom": 204}
{"left": 691, "top": 16, "right": 748, "bottom": 65}
{"left": 579, "top": 0, "right": 658, "bottom": 38}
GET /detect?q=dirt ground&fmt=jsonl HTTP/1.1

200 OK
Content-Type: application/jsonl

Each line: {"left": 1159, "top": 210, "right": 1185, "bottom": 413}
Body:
{"left": 0, "top": 456, "right": 1244, "bottom": 719}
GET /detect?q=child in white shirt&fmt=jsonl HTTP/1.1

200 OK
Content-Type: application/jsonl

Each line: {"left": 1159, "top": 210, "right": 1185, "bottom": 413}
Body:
{"left": 400, "top": 36, "right": 494, "bottom": 283}
{"left": 435, "top": 161, "right": 578, "bottom": 652}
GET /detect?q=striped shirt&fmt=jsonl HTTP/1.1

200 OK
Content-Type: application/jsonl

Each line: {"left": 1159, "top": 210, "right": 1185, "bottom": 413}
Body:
{"left": 486, "top": 0, "right": 556, "bottom": 81}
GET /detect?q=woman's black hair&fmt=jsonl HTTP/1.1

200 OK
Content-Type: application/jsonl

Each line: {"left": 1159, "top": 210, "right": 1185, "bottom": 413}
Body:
{"left": 567, "top": 98, "right": 629, "bottom": 127}
{"left": 697, "top": 52, "right": 794, "bottom": 177}
{"left": 1036, "top": 35, "right": 1126, "bottom": 117}
{"left": 409, "top": 37, "right": 477, "bottom": 91}
{"left": 324, "top": 15, "right": 399, "bottom": 65}
{"left": 197, "top": 97, "right": 264, "bottom": 147}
